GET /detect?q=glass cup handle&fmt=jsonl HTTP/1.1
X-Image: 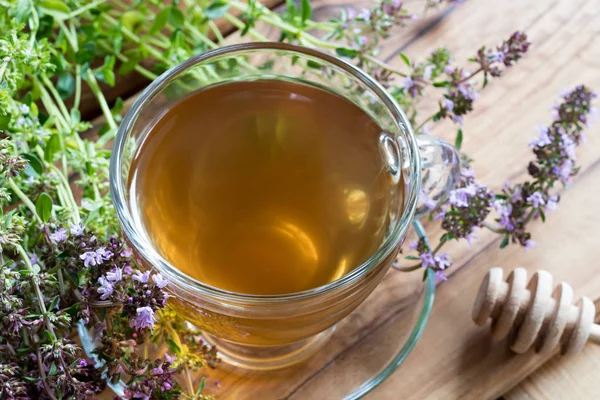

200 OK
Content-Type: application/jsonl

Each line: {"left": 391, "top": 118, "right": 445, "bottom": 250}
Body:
{"left": 414, "top": 135, "right": 461, "bottom": 218}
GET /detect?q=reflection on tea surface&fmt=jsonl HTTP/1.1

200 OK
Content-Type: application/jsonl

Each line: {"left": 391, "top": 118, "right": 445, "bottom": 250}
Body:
{"left": 129, "top": 80, "right": 403, "bottom": 295}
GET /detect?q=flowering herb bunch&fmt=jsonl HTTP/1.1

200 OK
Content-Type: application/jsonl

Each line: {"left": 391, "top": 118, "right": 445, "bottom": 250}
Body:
{"left": 0, "top": 0, "right": 595, "bottom": 398}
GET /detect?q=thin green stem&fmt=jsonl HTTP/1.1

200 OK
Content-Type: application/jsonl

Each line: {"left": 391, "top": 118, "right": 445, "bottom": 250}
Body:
{"left": 48, "top": 164, "right": 81, "bottom": 224}
{"left": 365, "top": 54, "right": 409, "bottom": 77}
{"left": 184, "top": 365, "right": 195, "bottom": 397}
{"left": 483, "top": 221, "right": 505, "bottom": 234}
{"left": 41, "top": 75, "right": 71, "bottom": 123}
{"left": 456, "top": 67, "right": 483, "bottom": 85}
{"left": 85, "top": 70, "right": 117, "bottom": 130}
{"left": 74, "top": 65, "right": 82, "bottom": 110}
{"left": 208, "top": 20, "right": 225, "bottom": 44}
{"left": 8, "top": 180, "right": 41, "bottom": 224}
{"left": 183, "top": 21, "right": 219, "bottom": 49}
{"left": 0, "top": 60, "right": 9, "bottom": 83}
{"left": 66, "top": 0, "right": 107, "bottom": 19}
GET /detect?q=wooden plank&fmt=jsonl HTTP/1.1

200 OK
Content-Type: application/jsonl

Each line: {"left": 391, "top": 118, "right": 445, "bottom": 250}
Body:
{"left": 505, "top": 342, "right": 600, "bottom": 399}
{"left": 86, "top": 0, "right": 600, "bottom": 397}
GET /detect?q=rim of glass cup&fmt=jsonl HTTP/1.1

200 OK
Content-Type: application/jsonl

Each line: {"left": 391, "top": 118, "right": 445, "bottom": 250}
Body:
{"left": 110, "top": 42, "right": 422, "bottom": 304}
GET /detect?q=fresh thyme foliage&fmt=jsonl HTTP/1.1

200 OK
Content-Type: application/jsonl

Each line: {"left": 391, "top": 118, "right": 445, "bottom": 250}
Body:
{"left": 0, "top": 0, "right": 594, "bottom": 398}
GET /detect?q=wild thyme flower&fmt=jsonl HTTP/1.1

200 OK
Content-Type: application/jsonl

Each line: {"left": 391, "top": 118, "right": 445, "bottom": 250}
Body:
{"left": 97, "top": 276, "right": 114, "bottom": 300}
{"left": 50, "top": 227, "right": 68, "bottom": 244}
{"left": 131, "top": 306, "right": 155, "bottom": 331}
{"left": 440, "top": 170, "right": 494, "bottom": 241}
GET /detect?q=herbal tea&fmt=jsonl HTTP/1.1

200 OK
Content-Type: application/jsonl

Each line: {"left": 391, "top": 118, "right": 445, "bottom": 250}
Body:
{"left": 129, "top": 80, "right": 402, "bottom": 295}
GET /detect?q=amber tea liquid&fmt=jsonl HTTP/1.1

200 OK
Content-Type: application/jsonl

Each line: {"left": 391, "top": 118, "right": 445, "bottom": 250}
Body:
{"left": 129, "top": 80, "right": 402, "bottom": 295}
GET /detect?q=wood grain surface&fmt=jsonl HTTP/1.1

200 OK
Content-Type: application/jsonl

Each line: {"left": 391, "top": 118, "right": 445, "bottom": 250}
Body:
{"left": 88, "top": 0, "right": 600, "bottom": 398}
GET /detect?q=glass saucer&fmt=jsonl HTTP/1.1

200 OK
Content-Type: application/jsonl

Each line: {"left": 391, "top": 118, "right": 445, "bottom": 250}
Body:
{"left": 82, "top": 267, "right": 434, "bottom": 399}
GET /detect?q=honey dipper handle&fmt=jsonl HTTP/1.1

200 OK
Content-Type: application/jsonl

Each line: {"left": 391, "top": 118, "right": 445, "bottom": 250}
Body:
{"left": 589, "top": 324, "right": 600, "bottom": 345}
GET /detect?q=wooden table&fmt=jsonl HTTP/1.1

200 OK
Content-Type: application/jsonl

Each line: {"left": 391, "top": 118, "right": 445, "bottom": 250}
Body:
{"left": 91, "top": 0, "right": 600, "bottom": 397}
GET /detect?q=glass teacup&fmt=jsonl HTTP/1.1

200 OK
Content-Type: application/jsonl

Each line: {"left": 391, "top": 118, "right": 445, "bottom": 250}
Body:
{"left": 110, "top": 42, "right": 459, "bottom": 370}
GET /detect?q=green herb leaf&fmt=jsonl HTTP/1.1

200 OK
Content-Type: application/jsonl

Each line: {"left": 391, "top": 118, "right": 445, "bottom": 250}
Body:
{"left": 166, "top": 338, "right": 181, "bottom": 355}
{"left": 96, "top": 56, "right": 116, "bottom": 86}
{"left": 500, "top": 234, "right": 510, "bottom": 249}
{"left": 405, "top": 255, "right": 420, "bottom": 260}
{"left": 399, "top": 52, "right": 411, "bottom": 67}
{"left": 45, "top": 134, "right": 61, "bottom": 163}
{"left": 0, "top": 114, "right": 10, "bottom": 131}
{"left": 39, "top": 0, "right": 71, "bottom": 20}
{"left": 433, "top": 81, "right": 450, "bottom": 88}
{"left": 196, "top": 377, "right": 206, "bottom": 395}
{"left": 22, "top": 153, "right": 44, "bottom": 177}
{"left": 335, "top": 47, "right": 359, "bottom": 59}
{"left": 300, "top": 0, "right": 311, "bottom": 23}
{"left": 48, "top": 362, "right": 57, "bottom": 376}
{"left": 44, "top": 329, "right": 57, "bottom": 343}
{"left": 56, "top": 73, "right": 75, "bottom": 99}
{"left": 150, "top": 7, "right": 170, "bottom": 33}
{"left": 306, "top": 60, "right": 322, "bottom": 69}
{"left": 539, "top": 209, "right": 546, "bottom": 223}
{"left": 36, "top": 193, "right": 53, "bottom": 223}
{"left": 12, "top": 0, "right": 33, "bottom": 22}
{"left": 49, "top": 296, "right": 60, "bottom": 311}
{"left": 455, "top": 128, "right": 463, "bottom": 150}
{"left": 169, "top": 7, "right": 185, "bottom": 28}
{"left": 205, "top": 1, "right": 230, "bottom": 19}
{"left": 70, "top": 108, "right": 81, "bottom": 125}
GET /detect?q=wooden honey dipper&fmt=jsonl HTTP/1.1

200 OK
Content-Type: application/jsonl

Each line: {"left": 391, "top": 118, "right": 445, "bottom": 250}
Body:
{"left": 472, "top": 267, "right": 600, "bottom": 356}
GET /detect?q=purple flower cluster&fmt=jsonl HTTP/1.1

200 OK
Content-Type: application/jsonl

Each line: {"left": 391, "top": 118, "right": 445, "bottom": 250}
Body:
{"left": 435, "top": 32, "right": 530, "bottom": 125}
{"left": 407, "top": 237, "right": 452, "bottom": 282}
{"left": 0, "top": 140, "right": 28, "bottom": 179}
{"left": 439, "top": 166, "right": 494, "bottom": 243}
{"left": 95, "top": 265, "right": 169, "bottom": 331}
{"left": 121, "top": 355, "right": 179, "bottom": 400}
{"left": 494, "top": 85, "right": 594, "bottom": 247}
{"left": 0, "top": 363, "right": 28, "bottom": 399}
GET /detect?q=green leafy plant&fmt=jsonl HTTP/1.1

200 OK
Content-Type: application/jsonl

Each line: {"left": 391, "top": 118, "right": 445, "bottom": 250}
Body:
{"left": 0, "top": 0, "right": 594, "bottom": 398}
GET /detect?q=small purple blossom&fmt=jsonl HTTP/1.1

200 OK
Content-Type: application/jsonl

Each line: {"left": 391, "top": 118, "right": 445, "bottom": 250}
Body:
{"left": 151, "top": 273, "right": 169, "bottom": 289}
{"left": 420, "top": 252, "right": 435, "bottom": 268}
{"left": 97, "top": 276, "right": 114, "bottom": 300}
{"left": 465, "top": 230, "right": 476, "bottom": 245}
{"left": 165, "top": 354, "right": 176, "bottom": 363}
{"left": 106, "top": 268, "right": 123, "bottom": 282}
{"left": 133, "top": 270, "right": 150, "bottom": 283}
{"left": 529, "top": 125, "right": 552, "bottom": 148}
{"left": 434, "top": 253, "right": 450, "bottom": 269}
{"left": 80, "top": 251, "right": 98, "bottom": 267}
{"left": 69, "top": 222, "right": 84, "bottom": 236}
{"left": 435, "top": 270, "right": 448, "bottom": 283}
{"left": 443, "top": 98, "right": 454, "bottom": 112}
{"left": 526, "top": 191, "right": 545, "bottom": 208}
{"left": 448, "top": 188, "right": 469, "bottom": 207}
{"left": 420, "top": 189, "right": 437, "bottom": 210}
{"left": 121, "top": 248, "right": 133, "bottom": 258}
{"left": 494, "top": 200, "right": 512, "bottom": 217}
{"left": 49, "top": 228, "right": 68, "bottom": 244}
{"left": 545, "top": 195, "right": 559, "bottom": 211}
{"left": 130, "top": 306, "right": 155, "bottom": 331}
